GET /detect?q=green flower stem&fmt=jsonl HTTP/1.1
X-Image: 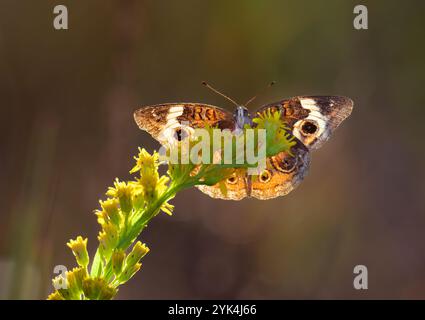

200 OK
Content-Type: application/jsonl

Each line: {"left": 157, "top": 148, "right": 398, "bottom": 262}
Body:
{"left": 120, "top": 185, "right": 181, "bottom": 248}
{"left": 101, "top": 183, "right": 184, "bottom": 283}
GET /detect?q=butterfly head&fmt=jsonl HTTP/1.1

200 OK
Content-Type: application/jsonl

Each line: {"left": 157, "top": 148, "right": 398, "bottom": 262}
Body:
{"left": 201, "top": 82, "right": 253, "bottom": 129}
{"left": 234, "top": 105, "right": 252, "bottom": 129}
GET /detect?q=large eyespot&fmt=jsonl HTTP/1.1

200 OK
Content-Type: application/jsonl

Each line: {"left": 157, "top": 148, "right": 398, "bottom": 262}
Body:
{"left": 226, "top": 173, "right": 238, "bottom": 185}
{"left": 301, "top": 120, "right": 318, "bottom": 135}
{"left": 259, "top": 170, "right": 271, "bottom": 183}
{"left": 173, "top": 127, "right": 189, "bottom": 141}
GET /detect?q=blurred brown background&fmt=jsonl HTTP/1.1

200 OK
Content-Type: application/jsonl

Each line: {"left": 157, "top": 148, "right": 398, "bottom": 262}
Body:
{"left": 1, "top": 0, "right": 424, "bottom": 299}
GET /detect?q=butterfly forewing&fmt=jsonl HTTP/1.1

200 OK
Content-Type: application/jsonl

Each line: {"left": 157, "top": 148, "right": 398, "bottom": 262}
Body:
{"left": 256, "top": 96, "right": 353, "bottom": 150}
{"left": 133, "top": 103, "right": 234, "bottom": 143}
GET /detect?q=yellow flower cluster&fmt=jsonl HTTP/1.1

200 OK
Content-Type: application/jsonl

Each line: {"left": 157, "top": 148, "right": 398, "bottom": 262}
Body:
{"left": 49, "top": 149, "right": 170, "bottom": 300}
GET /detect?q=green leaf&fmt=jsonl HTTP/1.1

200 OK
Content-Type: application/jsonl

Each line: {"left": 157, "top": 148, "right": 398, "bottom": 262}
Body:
{"left": 90, "top": 248, "right": 103, "bottom": 277}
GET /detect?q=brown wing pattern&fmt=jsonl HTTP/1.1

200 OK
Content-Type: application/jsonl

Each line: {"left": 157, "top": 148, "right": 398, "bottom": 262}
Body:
{"left": 196, "top": 168, "right": 249, "bottom": 200}
{"left": 134, "top": 103, "right": 234, "bottom": 143}
{"left": 256, "top": 96, "right": 353, "bottom": 150}
{"left": 250, "top": 139, "right": 310, "bottom": 200}
{"left": 196, "top": 141, "right": 310, "bottom": 200}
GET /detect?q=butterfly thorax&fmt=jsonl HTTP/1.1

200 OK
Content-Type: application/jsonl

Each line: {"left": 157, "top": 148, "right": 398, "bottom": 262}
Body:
{"left": 234, "top": 106, "right": 252, "bottom": 130}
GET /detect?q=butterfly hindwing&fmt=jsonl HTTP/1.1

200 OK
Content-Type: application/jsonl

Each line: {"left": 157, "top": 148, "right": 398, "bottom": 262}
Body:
{"left": 250, "top": 139, "right": 311, "bottom": 200}
{"left": 197, "top": 140, "right": 310, "bottom": 200}
{"left": 196, "top": 168, "right": 249, "bottom": 201}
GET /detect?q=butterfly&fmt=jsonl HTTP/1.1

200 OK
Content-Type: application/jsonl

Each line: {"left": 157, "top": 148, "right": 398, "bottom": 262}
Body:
{"left": 133, "top": 85, "right": 353, "bottom": 200}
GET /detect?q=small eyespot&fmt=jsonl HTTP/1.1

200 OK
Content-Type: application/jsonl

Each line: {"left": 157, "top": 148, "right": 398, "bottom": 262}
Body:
{"left": 174, "top": 128, "right": 188, "bottom": 141}
{"left": 280, "top": 156, "right": 297, "bottom": 173}
{"left": 301, "top": 121, "right": 318, "bottom": 135}
{"left": 259, "top": 170, "right": 271, "bottom": 183}
{"left": 226, "top": 174, "right": 238, "bottom": 185}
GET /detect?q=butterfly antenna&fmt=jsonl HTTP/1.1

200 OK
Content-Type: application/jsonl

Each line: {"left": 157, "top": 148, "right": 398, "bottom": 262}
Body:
{"left": 244, "top": 81, "right": 276, "bottom": 107}
{"left": 202, "top": 81, "right": 240, "bottom": 107}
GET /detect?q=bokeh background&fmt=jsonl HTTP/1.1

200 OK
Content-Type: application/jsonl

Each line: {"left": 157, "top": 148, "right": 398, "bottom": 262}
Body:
{"left": 1, "top": 0, "right": 424, "bottom": 299}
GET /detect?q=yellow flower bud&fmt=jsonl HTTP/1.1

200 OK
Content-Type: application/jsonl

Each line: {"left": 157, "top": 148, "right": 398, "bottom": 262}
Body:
{"left": 125, "top": 241, "right": 149, "bottom": 267}
{"left": 94, "top": 209, "right": 108, "bottom": 226}
{"left": 118, "top": 262, "right": 141, "bottom": 284}
{"left": 131, "top": 148, "right": 164, "bottom": 201}
{"left": 161, "top": 202, "right": 174, "bottom": 216}
{"left": 112, "top": 249, "right": 125, "bottom": 276}
{"left": 100, "top": 198, "right": 121, "bottom": 226}
{"left": 47, "top": 291, "right": 65, "bottom": 300}
{"left": 98, "top": 284, "right": 117, "bottom": 300}
{"left": 97, "top": 223, "right": 118, "bottom": 260}
{"left": 131, "top": 186, "right": 145, "bottom": 211}
{"left": 58, "top": 288, "right": 71, "bottom": 299}
{"left": 82, "top": 277, "right": 116, "bottom": 300}
{"left": 67, "top": 236, "right": 89, "bottom": 268}
{"left": 66, "top": 267, "right": 88, "bottom": 299}
{"left": 130, "top": 148, "right": 159, "bottom": 175}
{"left": 106, "top": 179, "right": 133, "bottom": 213}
